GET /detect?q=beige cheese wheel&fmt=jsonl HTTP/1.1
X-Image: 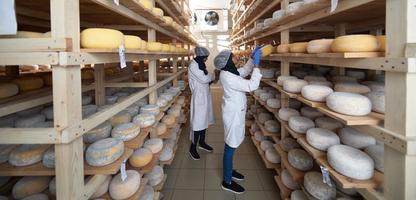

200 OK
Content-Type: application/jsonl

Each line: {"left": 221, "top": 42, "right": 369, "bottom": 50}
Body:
{"left": 109, "top": 170, "right": 141, "bottom": 200}
{"left": 42, "top": 147, "right": 55, "bottom": 168}
{"left": 124, "top": 35, "right": 141, "bottom": 49}
{"left": 12, "top": 176, "right": 51, "bottom": 199}
{"left": 0, "top": 144, "right": 18, "bottom": 164}
{"left": 0, "top": 83, "right": 19, "bottom": 99}
{"left": 21, "top": 193, "right": 48, "bottom": 200}
{"left": 162, "top": 114, "right": 176, "bottom": 127}
{"left": 289, "top": 42, "right": 308, "bottom": 53}
{"left": 288, "top": 116, "right": 315, "bottom": 134}
{"left": 156, "top": 123, "right": 168, "bottom": 136}
{"left": 143, "top": 138, "right": 163, "bottom": 154}
{"left": 110, "top": 111, "right": 132, "bottom": 126}
{"left": 308, "top": 80, "right": 333, "bottom": 88}
{"left": 168, "top": 107, "right": 181, "bottom": 118}
{"left": 315, "top": 117, "right": 343, "bottom": 132}
{"left": 326, "top": 92, "right": 372, "bottom": 116}
{"left": 140, "top": 104, "right": 160, "bottom": 116}
{"left": 331, "top": 34, "right": 379, "bottom": 52}
{"left": 138, "top": 0, "right": 153, "bottom": 9}
{"left": 254, "top": 131, "right": 266, "bottom": 142}
{"left": 334, "top": 83, "right": 370, "bottom": 94}
{"left": 260, "top": 140, "right": 274, "bottom": 151}
{"left": 288, "top": 149, "right": 313, "bottom": 171}
{"left": 266, "top": 98, "right": 280, "bottom": 109}
{"left": 111, "top": 122, "right": 140, "bottom": 142}
{"left": 13, "top": 77, "right": 44, "bottom": 92}
{"left": 306, "top": 128, "right": 340, "bottom": 151}
{"left": 259, "top": 92, "right": 273, "bottom": 102}
{"left": 265, "top": 148, "right": 280, "bottom": 164}
{"left": 129, "top": 148, "right": 153, "bottom": 167}
{"left": 278, "top": 108, "right": 300, "bottom": 121}
{"left": 307, "top": 39, "right": 334, "bottom": 53}
{"left": 366, "top": 91, "right": 385, "bottom": 114}
{"left": 339, "top": 127, "right": 376, "bottom": 149}
{"left": 264, "top": 120, "right": 280, "bottom": 133}
{"left": 81, "top": 28, "right": 124, "bottom": 49}
{"left": 364, "top": 144, "right": 384, "bottom": 172}
{"left": 162, "top": 44, "right": 170, "bottom": 52}
{"left": 85, "top": 138, "right": 124, "bottom": 167}
{"left": 291, "top": 190, "right": 308, "bottom": 200}
{"left": 280, "top": 137, "right": 300, "bottom": 152}
{"left": 283, "top": 79, "right": 308, "bottom": 93}
{"left": 301, "top": 85, "right": 333, "bottom": 102}
{"left": 14, "top": 31, "right": 45, "bottom": 38}
{"left": 300, "top": 107, "right": 324, "bottom": 119}
{"left": 151, "top": 8, "right": 164, "bottom": 17}
{"left": 9, "top": 144, "right": 50, "bottom": 167}
{"left": 48, "top": 177, "right": 56, "bottom": 196}
{"left": 83, "top": 121, "right": 112, "bottom": 143}
{"left": 90, "top": 175, "right": 111, "bottom": 198}
{"left": 277, "top": 44, "right": 290, "bottom": 53}
{"left": 376, "top": 35, "right": 386, "bottom": 52}
{"left": 261, "top": 44, "right": 273, "bottom": 57}
{"left": 147, "top": 42, "right": 163, "bottom": 52}
{"left": 304, "top": 171, "right": 336, "bottom": 200}
{"left": 133, "top": 113, "right": 156, "bottom": 128}
{"left": 145, "top": 165, "right": 164, "bottom": 186}
{"left": 163, "top": 16, "right": 173, "bottom": 25}
{"left": 159, "top": 146, "right": 174, "bottom": 161}
{"left": 258, "top": 112, "right": 273, "bottom": 124}
{"left": 281, "top": 169, "right": 300, "bottom": 190}
{"left": 139, "top": 185, "right": 155, "bottom": 200}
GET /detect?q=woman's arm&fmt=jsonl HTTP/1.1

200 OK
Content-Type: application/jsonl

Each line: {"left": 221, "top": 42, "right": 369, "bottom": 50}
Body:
{"left": 228, "top": 68, "right": 262, "bottom": 92}
{"left": 237, "top": 59, "right": 255, "bottom": 78}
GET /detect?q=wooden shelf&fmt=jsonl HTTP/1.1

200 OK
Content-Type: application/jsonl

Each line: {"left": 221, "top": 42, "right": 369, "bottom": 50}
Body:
{"left": 254, "top": 117, "right": 280, "bottom": 137}
{"left": 252, "top": 93, "right": 279, "bottom": 114}
{"left": 274, "top": 175, "right": 292, "bottom": 200}
{"left": 296, "top": 137, "right": 325, "bottom": 159}
{"left": 268, "top": 52, "right": 385, "bottom": 59}
{"left": 251, "top": 136, "right": 281, "bottom": 169}
{"left": 124, "top": 127, "right": 151, "bottom": 149}
{"left": 99, "top": 177, "right": 148, "bottom": 200}
{"left": 316, "top": 105, "right": 383, "bottom": 126}
{"left": 274, "top": 144, "right": 305, "bottom": 183}
{"left": 296, "top": 96, "right": 325, "bottom": 108}
{"left": 81, "top": 48, "right": 188, "bottom": 55}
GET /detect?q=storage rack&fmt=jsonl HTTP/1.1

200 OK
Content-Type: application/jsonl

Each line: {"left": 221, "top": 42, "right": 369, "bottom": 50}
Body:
{"left": 235, "top": 0, "right": 416, "bottom": 199}
{"left": 0, "top": 0, "right": 194, "bottom": 199}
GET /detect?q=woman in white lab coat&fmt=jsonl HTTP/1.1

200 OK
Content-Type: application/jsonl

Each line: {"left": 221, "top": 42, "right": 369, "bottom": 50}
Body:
{"left": 214, "top": 48, "right": 262, "bottom": 194}
{"left": 188, "top": 46, "right": 216, "bottom": 160}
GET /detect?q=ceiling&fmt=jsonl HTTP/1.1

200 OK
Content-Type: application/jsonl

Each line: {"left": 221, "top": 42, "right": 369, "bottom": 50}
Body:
{"left": 189, "top": 0, "right": 230, "bottom": 10}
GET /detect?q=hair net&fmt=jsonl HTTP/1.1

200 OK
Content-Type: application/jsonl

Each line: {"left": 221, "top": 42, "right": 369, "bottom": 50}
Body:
{"left": 194, "top": 46, "right": 210, "bottom": 57}
{"left": 214, "top": 50, "right": 232, "bottom": 70}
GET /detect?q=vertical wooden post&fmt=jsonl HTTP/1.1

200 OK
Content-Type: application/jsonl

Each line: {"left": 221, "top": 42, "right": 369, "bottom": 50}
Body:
{"left": 148, "top": 28, "right": 157, "bottom": 104}
{"left": 384, "top": 1, "right": 416, "bottom": 199}
{"left": 187, "top": 44, "right": 191, "bottom": 65}
{"left": 94, "top": 65, "right": 105, "bottom": 106}
{"left": 50, "top": 0, "right": 83, "bottom": 199}
{"left": 335, "top": 23, "right": 346, "bottom": 75}
{"left": 280, "top": 0, "right": 290, "bottom": 152}
{"left": 172, "top": 40, "right": 178, "bottom": 86}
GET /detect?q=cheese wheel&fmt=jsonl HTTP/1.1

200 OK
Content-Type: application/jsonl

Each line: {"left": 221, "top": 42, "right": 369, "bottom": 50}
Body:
{"left": 280, "top": 137, "right": 300, "bottom": 152}
{"left": 254, "top": 131, "right": 266, "bottom": 142}
{"left": 9, "top": 144, "right": 50, "bottom": 167}
{"left": 42, "top": 147, "right": 55, "bottom": 168}
{"left": 12, "top": 176, "right": 51, "bottom": 199}
{"left": 156, "top": 98, "right": 168, "bottom": 107}
{"left": 376, "top": 35, "right": 386, "bottom": 52}
{"left": 105, "top": 95, "right": 117, "bottom": 104}
{"left": 82, "top": 104, "right": 98, "bottom": 118}
{"left": 156, "top": 122, "right": 167, "bottom": 135}
{"left": 300, "top": 107, "right": 324, "bottom": 119}
{"left": 281, "top": 169, "right": 300, "bottom": 190}
{"left": 21, "top": 193, "right": 48, "bottom": 200}
{"left": 260, "top": 68, "right": 275, "bottom": 79}
{"left": 261, "top": 44, "right": 273, "bottom": 57}
{"left": 124, "top": 35, "right": 141, "bottom": 49}
{"left": 362, "top": 81, "right": 384, "bottom": 92}
{"left": 168, "top": 107, "right": 181, "bottom": 118}
{"left": 286, "top": 1, "right": 304, "bottom": 15}
{"left": 140, "top": 104, "right": 160, "bottom": 116}
{"left": 266, "top": 98, "right": 280, "bottom": 109}
{"left": 259, "top": 92, "right": 273, "bottom": 102}
{"left": 139, "top": 185, "right": 154, "bottom": 200}
{"left": 163, "top": 16, "right": 173, "bottom": 25}
{"left": 110, "top": 111, "right": 132, "bottom": 126}
{"left": 339, "top": 127, "right": 376, "bottom": 149}
{"left": 331, "top": 34, "right": 379, "bottom": 52}
{"left": 307, "top": 39, "right": 334, "bottom": 53}
{"left": 264, "top": 120, "right": 280, "bottom": 133}
{"left": 277, "top": 44, "right": 290, "bottom": 53}
{"left": 0, "top": 83, "right": 19, "bottom": 98}
{"left": 254, "top": 89, "right": 267, "bottom": 97}
{"left": 258, "top": 112, "right": 273, "bottom": 124}
{"left": 124, "top": 104, "right": 140, "bottom": 117}
{"left": 304, "top": 172, "right": 336, "bottom": 200}
{"left": 0, "top": 144, "right": 17, "bottom": 163}
{"left": 306, "top": 128, "right": 340, "bottom": 151}
{"left": 265, "top": 148, "right": 280, "bottom": 163}
{"left": 288, "top": 149, "right": 313, "bottom": 171}
{"left": 278, "top": 108, "right": 300, "bottom": 121}
{"left": 283, "top": 79, "right": 308, "bottom": 93}
{"left": 289, "top": 99, "right": 302, "bottom": 109}
{"left": 83, "top": 121, "right": 112, "bottom": 143}
{"left": 82, "top": 95, "right": 93, "bottom": 105}
{"left": 260, "top": 140, "right": 274, "bottom": 151}
{"left": 14, "top": 31, "right": 45, "bottom": 38}
{"left": 143, "top": 138, "right": 163, "bottom": 154}
{"left": 291, "top": 190, "right": 308, "bottom": 200}
{"left": 288, "top": 116, "right": 315, "bottom": 134}
{"left": 315, "top": 117, "right": 343, "bottom": 132}
{"left": 138, "top": 0, "right": 153, "bottom": 9}
{"left": 162, "top": 114, "right": 176, "bottom": 127}
{"left": 334, "top": 83, "right": 370, "bottom": 94}
{"left": 326, "top": 92, "right": 372, "bottom": 116}
{"left": 85, "top": 138, "right": 124, "bottom": 167}
{"left": 109, "top": 170, "right": 141, "bottom": 200}
{"left": 301, "top": 85, "right": 333, "bottom": 102}
{"left": 147, "top": 42, "right": 163, "bottom": 52}
{"left": 303, "top": 75, "right": 326, "bottom": 82}
{"left": 145, "top": 165, "right": 164, "bottom": 186}
{"left": 328, "top": 145, "right": 374, "bottom": 180}
{"left": 159, "top": 146, "right": 173, "bottom": 161}
{"left": 366, "top": 91, "right": 385, "bottom": 113}
{"left": 40, "top": 106, "right": 53, "bottom": 120}
{"left": 48, "top": 177, "right": 56, "bottom": 196}
{"left": 272, "top": 10, "right": 285, "bottom": 20}
{"left": 81, "top": 28, "right": 124, "bottom": 49}
{"left": 264, "top": 18, "right": 274, "bottom": 27}
{"left": 308, "top": 80, "right": 333, "bottom": 88}
{"left": 289, "top": 42, "right": 308, "bottom": 53}
{"left": 90, "top": 175, "right": 111, "bottom": 199}
{"left": 129, "top": 148, "right": 153, "bottom": 167}
{"left": 13, "top": 77, "right": 44, "bottom": 92}
{"left": 111, "top": 122, "right": 140, "bottom": 141}
{"left": 364, "top": 144, "right": 384, "bottom": 172}
{"left": 152, "top": 8, "right": 164, "bottom": 17}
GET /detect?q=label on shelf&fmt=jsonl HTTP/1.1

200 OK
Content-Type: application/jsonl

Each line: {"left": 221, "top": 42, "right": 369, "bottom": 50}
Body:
{"left": 121, "top": 159, "right": 127, "bottom": 181}
{"left": 330, "top": 0, "right": 338, "bottom": 13}
{"left": 119, "top": 45, "right": 127, "bottom": 69}
{"left": 320, "top": 165, "right": 333, "bottom": 187}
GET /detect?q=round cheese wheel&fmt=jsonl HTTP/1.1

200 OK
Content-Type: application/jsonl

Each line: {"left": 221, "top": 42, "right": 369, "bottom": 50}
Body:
{"left": 147, "top": 42, "right": 163, "bottom": 52}
{"left": 110, "top": 111, "right": 132, "bottom": 126}
{"left": 21, "top": 193, "right": 48, "bottom": 200}
{"left": 326, "top": 92, "right": 372, "bottom": 116}
{"left": 308, "top": 80, "right": 333, "bottom": 87}
{"left": 0, "top": 83, "right": 19, "bottom": 98}
{"left": 124, "top": 35, "right": 141, "bottom": 49}
{"left": 289, "top": 42, "right": 308, "bottom": 53}
{"left": 259, "top": 92, "right": 273, "bottom": 102}
{"left": 331, "top": 34, "right": 379, "bottom": 52}
{"left": 288, "top": 149, "right": 313, "bottom": 171}
{"left": 364, "top": 144, "right": 384, "bottom": 172}
{"left": 49, "top": 177, "right": 56, "bottom": 196}
{"left": 304, "top": 171, "right": 336, "bottom": 200}
{"left": 328, "top": 145, "right": 374, "bottom": 180}
{"left": 138, "top": 0, "right": 153, "bottom": 9}
{"left": 291, "top": 190, "right": 308, "bottom": 200}
{"left": 334, "top": 83, "right": 370, "bottom": 94}
{"left": 280, "top": 137, "right": 300, "bottom": 152}
{"left": 129, "top": 148, "right": 153, "bottom": 167}
{"left": 300, "top": 107, "right": 324, "bottom": 119}
{"left": 0, "top": 144, "right": 17, "bottom": 163}
{"left": 315, "top": 117, "right": 343, "bottom": 132}
{"left": 261, "top": 45, "right": 273, "bottom": 57}
{"left": 281, "top": 169, "right": 300, "bottom": 190}
{"left": 307, "top": 39, "right": 334, "bottom": 53}
{"left": 289, "top": 99, "right": 302, "bottom": 109}
{"left": 258, "top": 113, "right": 273, "bottom": 124}
{"left": 85, "top": 138, "right": 124, "bottom": 167}
{"left": 276, "top": 44, "right": 290, "bottom": 54}
{"left": 146, "top": 165, "right": 164, "bottom": 186}
{"left": 143, "top": 138, "right": 163, "bottom": 154}
{"left": 90, "top": 175, "right": 111, "bottom": 198}
{"left": 278, "top": 108, "right": 300, "bottom": 121}
{"left": 265, "top": 148, "right": 280, "bottom": 163}
{"left": 40, "top": 106, "right": 53, "bottom": 120}
{"left": 111, "top": 122, "right": 140, "bottom": 141}
{"left": 277, "top": 76, "right": 297, "bottom": 86}
{"left": 42, "top": 147, "right": 55, "bottom": 168}
{"left": 366, "top": 91, "right": 385, "bottom": 113}
{"left": 260, "top": 140, "right": 274, "bottom": 151}
{"left": 140, "top": 104, "right": 160, "bottom": 116}
{"left": 288, "top": 116, "right": 315, "bottom": 134}
{"left": 83, "top": 121, "right": 112, "bottom": 143}
{"left": 362, "top": 81, "right": 384, "bottom": 92}
{"left": 133, "top": 113, "right": 156, "bottom": 128}
{"left": 109, "top": 170, "right": 141, "bottom": 200}
{"left": 13, "top": 77, "right": 44, "bottom": 92}
{"left": 339, "top": 127, "right": 376, "bottom": 149}
{"left": 376, "top": 35, "right": 386, "bottom": 52}
{"left": 168, "top": 107, "right": 181, "bottom": 118}
{"left": 266, "top": 98, "right": 280, "bottom": 109}
{"left": 163, "top": 16, "right": 173, "bottom": 25}
{"left": 283, "top": 79, "right": 308, "bottom": 93}
{"left": 286, "top": 1, "right": 304, "bottom": 15}
{"left": 264, "top": 18, "right": 274, "bottom": 27}
{"left": 159, "top": 146, "right": 174, "bottom": 161}
{"left": 272, "top": 10, "right": 285, "bottom": 21}
{"left": 156, "top": 123, "right": 168, "bottom": 136}
{"left": 12, "top": 176, "right": 51, "bottom": 199}
{"left": 9, "top": 144, "right": 49, "bottom": 167}
{"left": 162, "top": 114, "right": 177, "bottom": 127}
{"left": 264, "top": 120, "right": 280, "bottom": 133}
{"left": 82, "top": 104, "right": 98, "bottom": 118}
{"left": 152, "top": 7, "right": 164, "bottom": 17}
{"left": 156, "top": 98, "right": 168, "bottom": 107}
{"left": 260, "top": 68, "right": 275, "bottom": 79}
{"left": 81, "top": 28, "right": 124, "bottom": 49}
{"left": 139, "top": 185, "right": 154, "bottom": 200}
{"left": 254, "top": 131, "right": 266, "bottom": 142}
{"left": 254, "top": 89, "right": 267, "bottom": 97}
{"left": 301, "top": 85, "right": 333, "bottom": 102}
{"left": 306, "top": 128, "right": 340, "bottom": 151}
{"left": 105, "top": 96, "right": 118, "bottom": 104}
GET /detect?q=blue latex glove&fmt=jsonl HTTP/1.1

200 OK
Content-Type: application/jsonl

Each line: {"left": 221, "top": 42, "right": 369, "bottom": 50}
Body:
{"left": 251, "top": 46, "right": 262, "bottom": 58}
{"left": 253, "top": 48, "right": 262, "bottom": 66}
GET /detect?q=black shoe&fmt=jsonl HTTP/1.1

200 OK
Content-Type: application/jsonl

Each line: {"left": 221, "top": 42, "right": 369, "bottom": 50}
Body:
{"left": 198, "top": 142, "right": 213, "bottom": 152}
{"left": 232, "top": 170, "right": 245, "bottom": 181}
{"left": 189, "top": 144, "right": 200, "bottom": 160}
{"left": 221, "top": 181, "right": 245, "bottom": 194}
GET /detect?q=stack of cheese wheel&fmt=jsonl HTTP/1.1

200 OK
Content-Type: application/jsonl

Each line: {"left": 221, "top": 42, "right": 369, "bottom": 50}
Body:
{"left": 258, "top": 112, "right": 273, "bottom": 124}
{"left": 85, "top": 138, "right": 124, "bottom": 167}
{"left": 331, "top": 34, "right": 379, "bottom": 52}
{"left": 143, "top": 138, "right": 163, "bottom": 154}
{"left": 162, "top": 114, "right": 177, "bottom": 128}
{"left": 147, "top": 42, "right": 163, "bottom": 52}
{"left": 260, "top": 140, "right": 274, "bottom": 151}
{"left": 14, "top": 114, "right": 46, "bottom": 128}
{"left": 109, "top": 170, "right": 141, "bottom": 199}
{"left": 277, "top": 76, "right": 297, "bottom": 86}
{"left": 138, "top": 0, "right": 153, "bottom": 9}
{"left": 110, "top": 111, "right": 132, "bottom": 126}
{"left": 278, "top": 108, "right": 300, "bottom": 121}
{"left": 13, "top": 77, "right": 44, "bottom": 92}
{"left": 124, "top": 35, "right": 141, "bottom": 49}
{"left": 111, "top": 122, "right": 140, "bottom": 141}
{"left": 265, "top": 148, "right": 280, "bottom": 164}
{"left": 83, "top": 121, "right": 112, "bottom": 143}
{"left": 288, "top": 149, "right": 313, "bottom": 171}
{"left": 306, "top": 128, "right": 340, "bottom": 151}
{"left": 81, "top": 28, "right": 124, "bottom": 49}
{"left": 0, "top": 83, "right": 19, "bottom": 99}
{"left": 280, "top": 137, "right": 300, "bottom": 152}
{"left": 315, "top": 117, "right": 343, "bottom": 132}
{"left": 334, "top": 82, "right": 370, "bottom": 94}
{"left": 264, "top": 120, "right": 280, "bottom": 133}
{"left": 300, "top": 106, "right": 324, "bottom": 119}
{"left": 366, "top": 91, "right": 385, "bottom": 113}
{"left": 42, "top": 147, "right": 55, "bottom": 168}
{"left": 140, "top": 104, "right": 160, "bottom": 116}
{"left": 145, "top": 165, "right": 164, "bottom": 186}
{"left": 266, "top": 98, "right": 280, "bottom": 109}
{"left": 133, "top": 113, "right": 156, "bottom": 128}
{"left": 365, "top": 144, "right": 384, "bottom": 172}
{"left": 129, "top": 148, "right": 153, "bottom": 168}
{"left": 339, "top": 127, "right": 376, "bottom": 149}
{"left": 283, "top": 79, "right": 308, "bottom": 93}
{"left": 277, "top": 44, "right": 290, "bottom": 53}
{"left": 304, "top": 171, "right": 336, "bottom": 200}
{"left": 12, "top": 176, "right": 51, "bottom": 199}
{"left": 288, "top": 116, "right": 315, "bottom": 134}
{"left": 89, "top": 175, "right": 111, "bottom": 199}
{"left": 281, "top": 169, "right": 300, "bottom": 190}
{"left": 306, "top": 39, "right": 334, "bottom": 53}
{"left": 159, "top": 146, "right": 174, "bottom": 162}
{"left": 9, "top": 144, "right": 50, "bottom": 167}
{"left": 326, "top": 92, "right": 372, "bottom": 116}
{"left": 0, "top": 144, "right": 17, "bottom": 164}
{"left": 301, "top": 85, "right": 333, "bottom": 102}
{"left": 290, "top": 42, "right": 308, "bottom": 53}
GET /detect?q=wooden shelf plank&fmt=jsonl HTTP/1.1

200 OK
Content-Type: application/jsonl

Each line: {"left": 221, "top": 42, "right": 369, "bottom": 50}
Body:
{"left": 274, "top": 175, "right": 292, "bottom": 200}
{"left": 251, "top": 136, "right": 281, "bottom": 169}
{"left": 80, "top": 48, "right": 187, "bottom": 55}
{"left": 296, "top": 96, "right": 325, "bottom": 108}
{"left": 255, "top": 117, "right": 280, "bottom": 137}
{"left": 274, "top": 144, "right": 305, "bottom": 183}
{"left": 268, "top": 52, "right": 385, "bottom": 59}
{"left": 252, "top": 93, "right": 279, "bottom": 114}
{"left": 316, "top": 105, "right": 382, "bottom": 126}
{"left": 124, "top": 127, "right": 151, "bottom": 149}
{"left": 296, "top": 137, "right": 326, "bottom": 159}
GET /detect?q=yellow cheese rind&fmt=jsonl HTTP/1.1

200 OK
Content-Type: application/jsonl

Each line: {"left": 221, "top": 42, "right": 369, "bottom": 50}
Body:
{"left": 376, "top": 35, "right": 386, "bottom": 52}
{"left": 289, "top": 42, "right": 308, "bottom": 53}
{"left": 307, "top": 39, "right": 334, "bottom": 53}
{"left": 81, "top": 28, "right": 124, "bottom": 49}
{"left": 12, "top": 176, "right": 51, "bottom": 199}
{"left": 277, "top": 44, "right": 290, "bottom": 53}
{"left": 261, "top": 44, "right": 273, "bottom": 57}
{"left": 124, "top": 35, "right": 142, "bottom": 49}
{"left": 152, "top": 8, "right": 164, "bottom": 17}
{"left": 162, "top": 44, "right": 170, "bottom": 52}
{"left": 12, "top": 77, "right": 44, "bottom": 92}
{"left": 109, "top": 170, "right": 141, "bottom": 200}
{"left": 147, "top": 42, "right": 163, "bottom": 52}
{"left": 139, "top": 0, "right": 153, "bottom": 10}
{"left": 331, "top": 34, "right": 379, "bottom": 52}
{"left": 129, "top": 147, "right": 153, "bottom": 167}
{"left": 163, "top": 16, "right": 173, "bottom": 25}
{"left": 9, "top": 144, "right": 50, "bottom": 167}
{"left": 0, "top": 83, "right": 19, "bottom": 98}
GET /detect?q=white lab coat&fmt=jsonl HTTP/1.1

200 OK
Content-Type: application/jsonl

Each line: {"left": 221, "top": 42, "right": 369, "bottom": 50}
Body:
{"left": 220, "top": 59, "right": 262, "bottom": 148}
{"left": 188, "top": 60, "right": 215, "bottom": 140}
